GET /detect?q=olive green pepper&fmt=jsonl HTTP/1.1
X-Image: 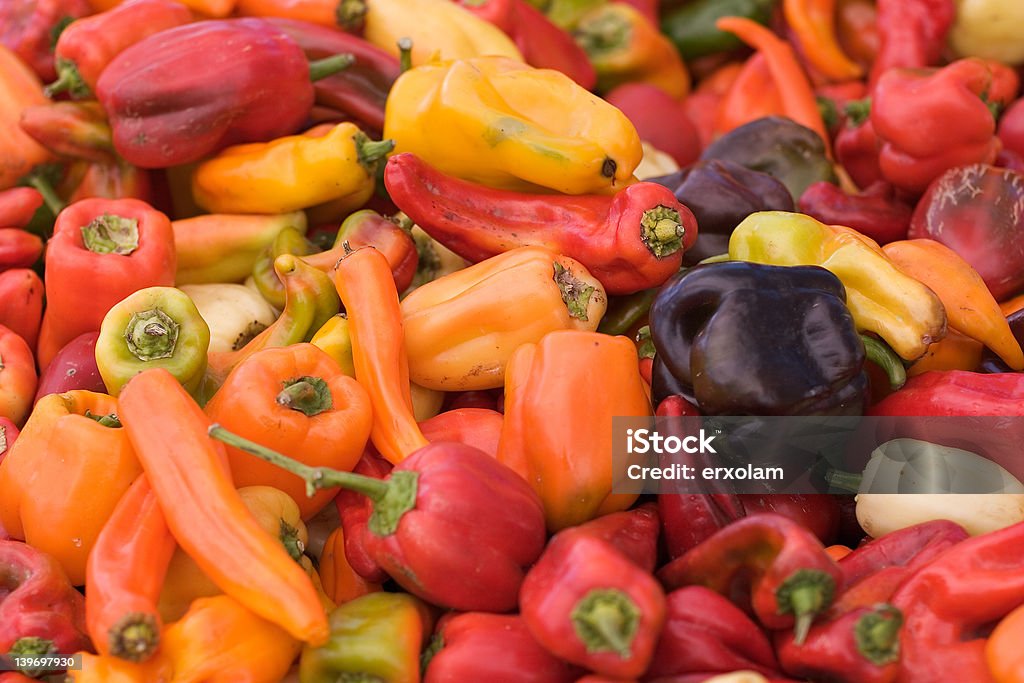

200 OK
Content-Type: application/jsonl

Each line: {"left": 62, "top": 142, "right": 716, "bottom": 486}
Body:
{"left": 661, "top": 0, "right": 775, "bottom": 61}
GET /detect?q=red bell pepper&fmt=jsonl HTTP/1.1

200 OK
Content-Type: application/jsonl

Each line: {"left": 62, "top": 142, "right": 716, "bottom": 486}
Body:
{"left": 871, "top": 59, "right": 1003, "bottom": 195}
{"left": 519, "top": 532, "right": 667, "bottom": 678}
{"left": 0, "top": 326, "right": 36, "bottom": 427}
{"left": 96, "top": 18, "right": 349, "bottom": 169}
{"left": 892, "top": 519, "right": 1024, "bottom": 681}
{"left": 0, "top": 540, "right": 91, "bottom": 673}
{"left": 0, "top": 419, "right": 18, "bottom": 466}
{"left": 36, "top": 198, "right": 175, "bottom": 370}
{"left": 645, "top": 586, "right": 782, "bottom": 679}
{"left": 213, "top": 430, "right": 548, "bottom": 613}
{"left": 0, "top": 188, "right": 43, "bottom": 229}
{"left": 303, "top": 210, "right": 418, "bottom": 294}
{"left": 605, "top": 83, "right": 702, "bottom": 168}
{"left": 658, "top": 513, "right": 843, "bottom": 644}
{"left": 334, "top": 448, "right": 392, "bottom": 584}
{"left": 834, "top": 103, "right": 883, "bottom": 191}
{"left": 268, "top": 18, "right": 401, "bottom": 134}
{"left": 384, "top": 153, "right": 698, "bottom": 295}
{"left": 561, "top": 503, "right": 660, "bottom": 573}
{"left": 424, "top": 613, "right": 582, "bottom": 683}
{"left": 455, "top": 0, "right": 596, "bottom": 90}
{"left": 739, "top": 495, "right": 841, "bottom": 548}
{"left": 0, "top": 269, "right": 43, "bottom": 351}
{"left": 0, "top": 0, "right": 92, "bottom": 82}
{"left": 798, "top": 181, "right": 912, "bottom": 246}
{"left": 419, "top": 408, "right": 503, "bottom": 458}
{"left": 48, "top": 0, "right": 193, "bottom": 100}
{"left": 867, "top": 0, "right": 954, "bottom": 90}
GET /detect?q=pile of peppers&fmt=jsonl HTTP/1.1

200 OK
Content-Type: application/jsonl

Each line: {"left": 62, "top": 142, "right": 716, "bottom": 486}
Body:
{"left": 5, "top": 0, "right": 1024, "bottom": 681}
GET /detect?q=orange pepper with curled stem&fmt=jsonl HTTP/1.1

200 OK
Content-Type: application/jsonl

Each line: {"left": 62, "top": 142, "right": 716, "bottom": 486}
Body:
{"left": 715, "top": 16, "right": 832, "bottom": 159}
{"left": 988, "top": 602, "right": 1024, "bottom": 683}
{"left": 714, "top": 53, "right": 785, "bottom": 137}
{"left": 332, "top": 247, "right": 429, "bottom": 465}
{"left": 783, "top": 0, "right": 863, "bottom": 82}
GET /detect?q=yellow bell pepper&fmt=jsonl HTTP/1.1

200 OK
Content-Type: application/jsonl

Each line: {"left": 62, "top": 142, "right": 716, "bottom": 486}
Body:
{"left": 384, "top": 56, "right": 643, "bottom": 194}
{"left": 401, "top": 246, "right": 608, "bottom": 391}
{"left": 362, "top": 0, "right": 523, "bottom": 66}
{"left": 729, "top": 211, "right": 947, "bottom": 360}
{"left": 190, "top": 123, "right": 394, "bottom": 215}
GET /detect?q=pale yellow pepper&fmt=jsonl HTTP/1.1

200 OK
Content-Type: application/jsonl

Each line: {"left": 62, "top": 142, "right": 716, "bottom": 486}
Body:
{"left": 384, "top": 56, "right": 643, "bottom": 194}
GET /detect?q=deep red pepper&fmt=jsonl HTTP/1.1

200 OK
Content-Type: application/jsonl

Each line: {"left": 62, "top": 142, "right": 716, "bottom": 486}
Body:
{"left": 0, "top": 189, "right": 43, "bottom": 229}
{"left": 418, "top": 408, "right": 503, "bottom": 458}
{"left": 658, "top": 513, "right": 843, "bottom": 643}
{"left": 835, "top": 111, "right": 883, "bottom": 191}
{"left": 560, "top": 503, "right": 660, "bottom": 573}
{"left": 867, "top": 0, "right": 955, "bottom": 90}
{"left": 0, "top": 540, "right": 91, "bottom": 670}
{"left": 0, "top": 269, "right": 43, "bottom": 351}
{"left": 334, "top": 448, "right": 392, "bottom": 584}
{"left": 96, "top": 18, "right": 342, "bottom": 169}
{"left": 384, "top": 153, "right": 699, "bottom": 295}
{"left": 0, "top": 419, "right": 18, "bottom": 466}
{"left": 739, "top": 495, "right": 841, "bottom": 548}
{"left": 892, "top": 519, "right": 1024, "bottom": 682}
{"left": 645, "top": 586, "right": 782, "bottom": 680}
{"left": 519, "top": 532, "right": 667, "bottom": 678}
{"left": 424, "top": 613, "right": 582, "bottom": 683}
{"left": 798, "top": 181, "right": 912, "bottom": 245}
{"left": 33, "top": 332, "right": 105, "bottom": 403}
{"left": 455, "top": 0, "right": 596, "bottom": 90}
{"left": 268, "top": 17, "right": 401, "bottom": 134}
{"left": 0, "top": 0, "right": 92, "bottom": 82}
{"left": 605, "top": 83, "right": 703, "bottom": 168}
{"left": 0, "top": 231, "right": 42, "bottom": 273}
{"left": 999, "top": 98, "right": 1024, "bottom": 159}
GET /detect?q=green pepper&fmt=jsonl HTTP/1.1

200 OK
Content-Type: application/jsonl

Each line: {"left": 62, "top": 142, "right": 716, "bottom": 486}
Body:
{"left": 299, "top": 592, "right": 431, "bottom": 683}
{"left": 252, "top": 226, "right": 318, "bottom": 310}
{"left": 661, "top": 0, "right": 776, "bottom": 61}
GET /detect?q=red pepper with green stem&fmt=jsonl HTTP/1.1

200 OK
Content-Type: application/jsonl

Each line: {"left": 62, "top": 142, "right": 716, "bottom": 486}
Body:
{"left": 0, "top": 0, "right": 92, "bottom": 83}
{"left": 333, "top": 448, "right": 391, "bottom": 584}
{"left": 868, "top": 0, "right": 955, "bottom": 90}
{"left": 210, "top": 428, "right": 548, "bottom": 613}
{"left": 658, "top": 513, "right": 843, "bottom": 644}
{"left": 384, "top": 153, "right": 698, "bottom": 295}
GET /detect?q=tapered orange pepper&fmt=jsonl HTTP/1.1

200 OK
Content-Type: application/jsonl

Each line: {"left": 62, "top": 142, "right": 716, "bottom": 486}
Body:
{"left": 332, "top": 247, "right": 429, "bottom": 464}
{"left": 714, "top": 53, "right": 785, "bottom": 136}
{"left": 0, "top": 325, "right": 36, "bottom": 427}
{"left": 0, "top": 45, "right": 54, "bottom": 191}
{"left": 783, "top": 0, "right": 863, "bottom": 82}
{"left": 907, "top": 329, "right": 984, "bottom": 377}
{"left": 988, "top": 602, "right": 1024, "bottom": 683}
{"left": 883, "top": 239, "right": 1024, "bottom": 371}
{"left": 236, "top": 0, "right": 353, "bottom": 26}
{"left": 498, "top": 330, "right": 651, "bottom": 531}
{"left": 0, "top": 391, "right": 140, "bottom": 585}
{"left": 205, "top": 344, "right": 373, "bottom": 519}
{"left": 318, "top": 526, "right": 381, "bottom": 605}
{"left": 117, "top": 368, "right": 329, "bottom": 645}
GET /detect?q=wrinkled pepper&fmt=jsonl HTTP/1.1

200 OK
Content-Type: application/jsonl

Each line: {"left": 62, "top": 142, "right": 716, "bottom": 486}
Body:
{"left": 0, "top": 391, "right": 141, "bottom": 585}
{"left": 299, "top": 592, "right": 430, "bottom": 683}
{"left": 191, "top": 122, "right": 393, "bottom": 215}
{"left": 0, "top": 326, "right": 36, "bottom": 427}
{"left": 498, "top": 330, "right": 650, "bottom": 531}
{"left": 868, "top": 0, "right": 954, "bottom": 89}
{"left": 383, "top": 55, "right": 642, "bottom": 195}
{"left": 798, "top": 181, "right": 912, "bottom": 246}
{"left": 205, "top": 344, "right": 372, "bottom": 519}
{"left": 0, "top": 540, "right": 90, "bottom": 675}
{"left": 386, "top": 153, "right": 696, "bottom": 295}
{"left": 519, "top": 531, "right": 667, "bottom": 678}
{"left": 0, "top": 45, "right": 54, "bottom": 192}
{"left": 117, "top": 368, "right": 330, "bottom": 645}
{"left": 47, "top": 0, "right": 193, "bottom": 100}
{"left": 401, "top": 247, "right": 606, "bottom": 391}
{"left": 96, "top": 18, "right": 350, "bottom": 168}
{"left": 729, "top": 211, "right": 947, "bottom": 360}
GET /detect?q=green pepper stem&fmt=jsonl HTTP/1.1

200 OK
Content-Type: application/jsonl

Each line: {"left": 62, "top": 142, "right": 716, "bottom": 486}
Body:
{"left": 553, "top": 262, "right": 597, "bottom": 321}
{"left": 81, "top": 214, "right": 139, "bottom": 255}
{"left": 854, "top": 604, "right": 903, "bottom": 666}
{"left": 775, "top": 569, "right": 836, "bottom": 646}
{"left": 398, "top": 37, "right": 413, "bottom": 73}
{"left": 125, "top": 308, "right": 180, "bottom": 361}
{"left": 353, "top": 132, "right": 396, "bottom": 169}
{"left": 335, "top": 0, "right": 367, "bottom": 30}
{"left": 109, "top": 614, "right": 160, "bottom": 663}
{"left": 277, "top": 376, "right": 333, "bottom": 417}
{"left": 825, "top": 468, "right": 863, "bottom": 493}
{"left": 308, "top": 53, "right": 356, "bottom": 82}
{"left": 84, "top": 409, "right": 122, "bottom": 428}
{"left": 9, "top": 636, "right": 55, "bottom": 658}
{"left": 861, "top": 334, "right": 907, "bottom": 391}
{"left": 575, "top": 7, "right": 630, "bottom": 55}
{"left": 571, "top": 589, "right": 639, "bottom": 657}
{"left": 26, "top": 172, "right": 66, "bottom": 216}
{"left": 640, "top": 206, "right": 686, "bottom": 258}
{"left": 44, "top": 59, "right": 91, "bottom": 99}
{"left": 280, "top": 519, "right": 305, "bottom": 562}
{"left": 844, "top": 98, "right": 872, "bottom": 127}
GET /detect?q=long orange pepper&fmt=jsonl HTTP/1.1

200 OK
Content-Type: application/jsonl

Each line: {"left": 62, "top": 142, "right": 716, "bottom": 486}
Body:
{"left": 117, "top": 368, "right": 329, "bottom": 646}
{"left": 0, "top": 46, "right": 53, "bottom": 191}
{"left": 235, "top": 0, "right": 352, "bottom": 27}
{"left": 714, "top": 53, "right": 785, "bottom": 136}
{"left": 332, "top": 247, "right": 429, "bottom": 464}
{"left": 988, "top": 602, "right": 1024, "bottom": 683}
{"left": 86, "top": 475, "right": 176, "bottom": 663}
{"left": 715, "top": 16, "right": 832, "bottom": 158}
{"left": 783, "top": 0, "right": 863, "bottom": 82}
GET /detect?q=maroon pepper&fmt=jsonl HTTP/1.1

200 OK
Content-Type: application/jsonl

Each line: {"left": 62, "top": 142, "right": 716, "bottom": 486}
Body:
{"left": 96, "top": 18, "right": 351, "bottom": 169}
{"left": 384, "top": 153, "right": 698, "bottom": 295}
{"left": 32, "top": 332, "right": 106, "bottom": 403}
{"left": 644, "top": 586, "right": 782, "bottom": 680}
{"left": 519, "top": 532, "right": 667, "bottom": 679}
{"left": 798, "top": 181, "right": 912, "bottom": 245}
{"left": 867, "top": 0, "right": 955, "bottom": 90}
{"left": 424, "top": 613, "right": 582, "bottom": 683}
{"left": 0, "top": 0, "right": 92, "bottom": 82}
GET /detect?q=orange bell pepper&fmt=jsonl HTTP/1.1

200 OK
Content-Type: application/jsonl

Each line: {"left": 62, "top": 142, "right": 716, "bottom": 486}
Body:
{"left": 117, "top": 368, "right": 329, "bottom": 645}
{"left": 883, "top": 239, "right": 1024, "bottom": 371}
{"left": 0, "top": 325, "right": 36, "bottom": 427}
{"left": 318, "top": 526, "right": 381, "bottom": 606}
{"left": 205, "top": 344, "right": 373, "bottom": 519}
{"left": 714, "top": 53, "right": 785, "bottom": 137}
{"left": 497, "top": 330, "right": 651, "bottom": 531}
{"left": 783, "top": 0, "right": 863, "bottom": 82}
{"left": 0, "top": 391, "right": 141, "bottom": 585}
{"left": 988, "top": 602, "right": 1024, "bottom": 683}
{"left": 332, "top": 247, "right": 429, "bottom": 465}
{"left": 0, "top": 45, "right": 53, "bottom": 191}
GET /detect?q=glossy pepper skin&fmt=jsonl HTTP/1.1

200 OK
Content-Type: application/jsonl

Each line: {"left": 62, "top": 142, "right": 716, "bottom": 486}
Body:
{"left": 401, "top": 247, "right": 606, "bottom": 391}
{"left": 33, "top": 332, "right": 107, "bottom": 401}
{"left": 659, "top": 513, "right": 843, "bottom": 644}
{"left": 519, "top": 532, "right": 667, "bottom": 678}
{"left": 729, "top": 211, "right": 947, "bottom": 361}
{"left": 0, "top": 391, "right": 141, "bottom": 585}
{"left": 96, "top": 19, "right": 319, "bottom": 169}
{"left": 333, "top": 450, "right": 392, "bottom": 584}
{"left": 0, "top": 326, "right": 36, "bottom": 427}
{"left": 386, "top": 153, "right": 695, "bottom": 295}
{"left": 300, "top": 592, "right": 430, "bottom": 683}
{"left": 205, "top": 344, "right": 373, "bottom": 519}
{"left": 605, "top": 83, "right": 702, "bottom": 169}
{"left": 48, "top": 0, "right": 193, "bottom": 100}
{"left": 868, "top": 0, "right": 955, "bottom": 89}
{"left": 649, "top": 260, "right": 867, "bottom": 413}
{"left": 798, "top": 181, "right": 912, "bottom": 246}
{"left": 384, "top": 56, "right": 642, "bottom": 195}
{"left": 562, "top": 503, "right": 660, "bottom": 573}
{"left": 871, "top": 59, "right": 1004, "bottom": 195}
{"left": 0, "top": 540, "right": 90, "bottom": 672}
{"left": 498, "top": 330, "right": 651, "bottom": 531}
{"left": 424, "top": 613, "right": 581, "bottom": 683}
